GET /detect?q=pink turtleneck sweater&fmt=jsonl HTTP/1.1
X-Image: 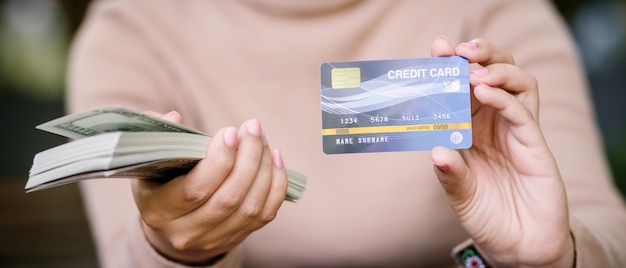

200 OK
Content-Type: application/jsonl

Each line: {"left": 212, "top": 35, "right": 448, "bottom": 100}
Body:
{"left": 68, "top": 0, "right": 626, "bottom": 267}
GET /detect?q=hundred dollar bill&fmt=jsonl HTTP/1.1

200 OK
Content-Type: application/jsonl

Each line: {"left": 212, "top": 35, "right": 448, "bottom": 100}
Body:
{"left": 36, "top": 107, "right": 207, "bottom": 139}
{"left": 31, "top": 106, "right": 306, "bottom": 201}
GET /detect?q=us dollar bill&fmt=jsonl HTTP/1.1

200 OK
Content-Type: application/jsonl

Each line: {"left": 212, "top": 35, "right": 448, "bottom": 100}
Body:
{"left": 32, "top": 106, "right": 306, "bottom": 201}
{"left": 36, "top": 106, "right": 207, "bottom": 139}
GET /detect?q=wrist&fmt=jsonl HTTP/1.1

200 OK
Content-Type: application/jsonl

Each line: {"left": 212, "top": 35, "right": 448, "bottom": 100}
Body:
{"left": 543, "top": 231, "right": 576, "bottom": 268}
{"left": 453, "top": 232, "right": 575, "bottom": 268}
{"left": 518, "top": 231, "right": 575, "bottom": 268}
{"left": 141, "top": 221, "right": 227, "bottom": 266}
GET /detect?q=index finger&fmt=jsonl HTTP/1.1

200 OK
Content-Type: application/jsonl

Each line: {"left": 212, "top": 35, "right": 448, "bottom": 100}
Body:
{"left": 455, "top": 38, "right": 515, "bottom": 66}
{"left": 430, "top": 35, "right": 456, "bottom": 57}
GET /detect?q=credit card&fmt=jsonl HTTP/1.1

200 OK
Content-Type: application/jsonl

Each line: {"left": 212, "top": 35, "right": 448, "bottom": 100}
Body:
{"left": 320, "top": 56, "right": 472, "bottom": 154}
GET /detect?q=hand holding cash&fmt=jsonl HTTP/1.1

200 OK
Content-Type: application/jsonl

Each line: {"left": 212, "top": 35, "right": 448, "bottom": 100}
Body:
{"left": 27, "top": 106, "right": 307, "bottom": 263}
{"left": 27, "top": 107, "right": 306, "bottom": 201}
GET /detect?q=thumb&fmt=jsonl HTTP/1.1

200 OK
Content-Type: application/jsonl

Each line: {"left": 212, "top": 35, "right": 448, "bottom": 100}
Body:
{"left": 143, "top": 110, "right": 183, "bottom": 124}
{"left": 160, "top": 111, "right": 182, "bottom": 123}
{"left": 430, "top": 146, "right": 474, "bottom": 204}
{"left": 132, "top": 126, "right": 237, "bottom": 225}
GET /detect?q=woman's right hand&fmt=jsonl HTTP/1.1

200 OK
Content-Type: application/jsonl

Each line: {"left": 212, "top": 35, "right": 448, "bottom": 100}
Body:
{"left": 131, "top": 111, "right": 288, "bottom": 265}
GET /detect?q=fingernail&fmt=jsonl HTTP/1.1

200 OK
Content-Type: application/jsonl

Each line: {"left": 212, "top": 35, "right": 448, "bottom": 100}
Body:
{"left": 161, "top": 111, "right": 176, "bottom": 120}
{"left": 246, "top": 119, "right": 262, "bottom": 136}
{"left": 272, "top": 148, "right": 284, "bottom": 168}
{"left": 472, "top": 68, "right": 488, "bottom": 77}
{"left": 479, "top": 82, "right": 491, "bottom": 90}
{"left": 223, "top": 127, "right": 237, "bottom": 146}
{"left": 438, "top": 35, "right": 449, "bottom": 42}
{"left": 435, "top": 163, "right": 449, "bottom": 171}
{"left": 461, "top": 41, "right": 477, "bottom": 50}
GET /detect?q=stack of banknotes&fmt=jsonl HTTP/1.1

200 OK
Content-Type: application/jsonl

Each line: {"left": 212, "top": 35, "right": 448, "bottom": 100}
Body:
{"left": 26, "top": 107, "right": 306, "bottom": 202}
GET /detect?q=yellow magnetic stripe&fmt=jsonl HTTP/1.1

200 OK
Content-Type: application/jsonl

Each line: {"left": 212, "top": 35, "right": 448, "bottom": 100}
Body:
{"left": 322, "top": 122, "right": 471, "bottom": 136}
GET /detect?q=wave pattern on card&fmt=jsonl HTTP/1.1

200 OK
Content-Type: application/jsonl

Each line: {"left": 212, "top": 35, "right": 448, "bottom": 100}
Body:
{"left": 320, "top": 56, "right": 472, "bottom": 154}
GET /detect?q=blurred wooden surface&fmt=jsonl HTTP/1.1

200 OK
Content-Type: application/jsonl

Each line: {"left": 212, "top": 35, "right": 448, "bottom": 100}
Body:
{"left": 0, "top": 179, "right": 98, "bottom": 267}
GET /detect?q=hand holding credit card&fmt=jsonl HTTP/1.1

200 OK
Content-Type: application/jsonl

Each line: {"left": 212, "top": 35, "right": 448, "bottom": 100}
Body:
{"left": 320, "top": 56, "right": 472, "bottom": 154}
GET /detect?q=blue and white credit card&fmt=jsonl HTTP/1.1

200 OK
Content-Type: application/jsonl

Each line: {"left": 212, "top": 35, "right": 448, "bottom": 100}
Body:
{"left": 320, "top": 56, "right": 472, "bottom": 154}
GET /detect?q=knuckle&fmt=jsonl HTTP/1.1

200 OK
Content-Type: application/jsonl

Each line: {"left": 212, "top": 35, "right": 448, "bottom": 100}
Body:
{"left": 258, "top": 210, "right": 278, "bottom": 225}
{"left": 214, "top": 194, "right": 242, "bottom": 213}
{"left": 180, "top": 185, "right": 208, "bottom": 205}
{"left": 141, "top": 213, "right": 164, "bottom": 228}
{"left": 170, "top": 235, "right": 193, "bottom": 251}
{"left": 239, "top": 204, "right": 263, "bottom": 220}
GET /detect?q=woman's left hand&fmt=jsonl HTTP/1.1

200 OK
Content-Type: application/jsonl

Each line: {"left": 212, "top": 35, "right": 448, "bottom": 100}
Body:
{"left": 430, "top": 36, "right": 575, "bottom": 267}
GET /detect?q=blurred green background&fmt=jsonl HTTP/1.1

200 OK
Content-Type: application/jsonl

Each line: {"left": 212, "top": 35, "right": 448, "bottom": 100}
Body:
{"left": 0, "top": 0, "right": 624, "bottom": 267}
